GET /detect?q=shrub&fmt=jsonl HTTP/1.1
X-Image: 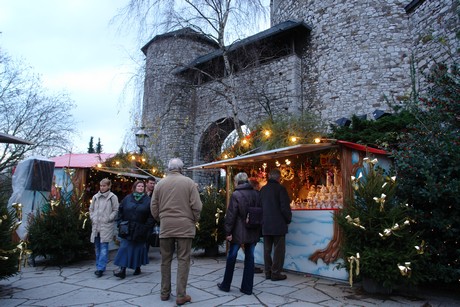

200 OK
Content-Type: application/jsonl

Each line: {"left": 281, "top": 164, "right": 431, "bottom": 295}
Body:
{"left": 193, "top": 185, "right": 226, "bottom": 252}
{"left": 27, "top": 189, "right": 92, "bottom": 265}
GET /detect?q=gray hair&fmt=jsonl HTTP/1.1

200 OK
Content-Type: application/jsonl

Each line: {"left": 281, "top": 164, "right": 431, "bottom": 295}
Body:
{"left": 168, "top": 158, "right": 184, "bottom": 171}
{"left": 269, "top": 169, "right": 281, "bottom": 181}
{"left": 234, "top": 172, "right": 248, "bottom": 185}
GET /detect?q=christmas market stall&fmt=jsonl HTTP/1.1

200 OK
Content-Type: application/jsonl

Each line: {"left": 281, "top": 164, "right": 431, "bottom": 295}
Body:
{"left": 189, "top": 140, "right": 391, "bottom": 280}
{"left": 49, "top": 153, "right": 151, "bottom": 205}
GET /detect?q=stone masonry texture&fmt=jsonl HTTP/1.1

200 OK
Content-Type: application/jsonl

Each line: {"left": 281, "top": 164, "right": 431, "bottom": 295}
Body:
{"left": 141, "top": 0, "right": 459, "bottom": 184}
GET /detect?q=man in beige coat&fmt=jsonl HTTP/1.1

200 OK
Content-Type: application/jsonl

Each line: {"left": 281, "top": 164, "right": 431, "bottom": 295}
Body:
{"left": 151, "top": 158, "right": 202, "bottom": 305}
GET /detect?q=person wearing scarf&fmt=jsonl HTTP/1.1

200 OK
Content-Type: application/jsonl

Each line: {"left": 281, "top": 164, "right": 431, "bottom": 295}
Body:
{"left": 113, "top": 180, "right": 155, "bottom": 278}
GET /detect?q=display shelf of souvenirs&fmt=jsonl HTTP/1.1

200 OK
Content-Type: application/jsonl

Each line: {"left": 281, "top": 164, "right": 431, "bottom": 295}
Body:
{"left": 291, "top": 184, "right": 343, "bottom": 210}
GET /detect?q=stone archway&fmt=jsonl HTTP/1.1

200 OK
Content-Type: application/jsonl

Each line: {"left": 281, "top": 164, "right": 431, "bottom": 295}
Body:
{"left": 197, "top": 117, "right": 244, "bottom": 164}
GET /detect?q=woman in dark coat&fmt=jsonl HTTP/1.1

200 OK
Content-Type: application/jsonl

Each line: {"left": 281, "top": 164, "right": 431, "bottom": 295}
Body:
{"left": 113, "top": 180, "right": 154, "bottom": 279}
{"left": 217, "top": 172, "right": 261, "bottom": 295}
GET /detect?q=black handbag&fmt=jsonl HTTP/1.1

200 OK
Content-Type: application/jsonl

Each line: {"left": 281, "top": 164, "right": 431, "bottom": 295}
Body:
{"left": 246, "top": 206, "right": 263, "bottom": 228}
{"left": 118, "top": 221, "right": 130, "bottom": 238}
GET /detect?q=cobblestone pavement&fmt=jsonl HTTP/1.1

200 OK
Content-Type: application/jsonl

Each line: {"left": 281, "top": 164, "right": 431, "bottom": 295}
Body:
{"left": 1, "top": 248, "right": 459, "bottom": 307}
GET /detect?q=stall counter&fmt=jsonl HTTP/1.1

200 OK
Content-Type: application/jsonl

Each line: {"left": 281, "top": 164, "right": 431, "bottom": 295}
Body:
{"left": 240, "top": 209, "right": 348, "bottom": 281}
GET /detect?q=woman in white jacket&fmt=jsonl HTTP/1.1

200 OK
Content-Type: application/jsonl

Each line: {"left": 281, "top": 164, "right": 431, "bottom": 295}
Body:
{"left": 90, "top": 178, "right": 119, "bottom": 277}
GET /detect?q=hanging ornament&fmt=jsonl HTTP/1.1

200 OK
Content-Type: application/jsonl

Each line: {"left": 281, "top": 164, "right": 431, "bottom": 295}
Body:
{"left": 279, "top": 164, "right": 294, "bottom": 181}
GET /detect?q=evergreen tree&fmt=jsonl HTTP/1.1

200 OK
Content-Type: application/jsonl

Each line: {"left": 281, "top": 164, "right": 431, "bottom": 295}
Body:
{"left": 0, "top": 202, "right": 20, "bottom": 279}
{"left": 392, "top": 63, "right": 460, "bottom": 284}
{"left": 96, "top": 138, "right": 102, "bottom": 153}
{"left": 193, "top": 186, "right": 226, "bottom": 252}
{"left": 335, "top": 158, "right": 428, "bottom": 290}
{"left": 87, "top": 136, "right": 95, "bottom": 153}
{"left": 330, "top": 111, "right": 417, "bottom": 150}
{"left": 27, "top": 189, "right": 93, "bottom": 265}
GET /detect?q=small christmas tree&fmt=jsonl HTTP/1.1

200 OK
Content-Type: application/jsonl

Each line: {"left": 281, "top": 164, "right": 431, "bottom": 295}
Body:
{"left": 0, "top": 202, "right": 20, "bottom": 279}
{"left": 336, "top": 158, "right": 428, "bottom": 291}
{"left": 193, "top": 185, "right": 226, "bottom": 255}
{"left": 27, "top": 186, "right": 93, "bottom": 265}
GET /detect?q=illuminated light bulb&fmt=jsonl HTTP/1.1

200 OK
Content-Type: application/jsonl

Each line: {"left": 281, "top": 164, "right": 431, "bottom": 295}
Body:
{"left": 290, "top": 136, "right": 297, "bottom": 142}
{"left": 97, "top": 163, "right": 102, "bottom": 168}
{"left": 152, "top": 168, "right": 156, "bottom": 173}
{"left": 314, "top": 137, "right": 321, "bottom": 144}
{"left": 131, "top": 155, "right": 136, "bottom": 160}
{"left": 242, "top": 139, "right": 248, "bottom": 145}
{"left": 223, "top": 154, "right": 228, "bottom": 159}
{"left": 264, "top": 130, "right": 271, "bottom": 137}
{"left": 275, "top": 160, "right": 280, "bottom": 167}
{"left": 285, "top": 159, "right": 291, "bottom": 165}
{"left": 115, "top": 161, "right": 120, "bottom": 165}
{"left": 142, "top": 158, "right": 146, "bottom": 162}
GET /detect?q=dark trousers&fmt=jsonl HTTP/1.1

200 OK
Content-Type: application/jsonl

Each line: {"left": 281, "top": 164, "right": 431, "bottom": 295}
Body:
{"left": 220, "top": 242, "right": 255, "bottom": 293}
{"left": 263, "top": 235, "right": 286, "bottom": 276}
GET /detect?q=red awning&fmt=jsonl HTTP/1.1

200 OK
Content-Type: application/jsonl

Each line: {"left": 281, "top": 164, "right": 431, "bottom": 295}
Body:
{"left": 336, "top": 140, "right": 388, "bottom": 155}
{"left": 50, "top": 153, "right": 115, "bottom": 168}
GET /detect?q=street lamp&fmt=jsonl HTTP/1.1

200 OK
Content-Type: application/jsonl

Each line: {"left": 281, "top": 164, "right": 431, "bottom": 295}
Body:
{"left": 135, "top": 128, "right": 149, "bottom": 154}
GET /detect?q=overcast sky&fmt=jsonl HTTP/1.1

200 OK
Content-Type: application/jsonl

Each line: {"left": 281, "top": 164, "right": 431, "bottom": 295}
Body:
{"left": 1, "top": 0, "right": 141, "bottom": 154}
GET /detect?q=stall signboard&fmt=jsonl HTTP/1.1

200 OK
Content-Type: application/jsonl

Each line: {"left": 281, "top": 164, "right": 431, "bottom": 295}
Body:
{"left": 190, "top": 141, "right": 391, "bottom": 281}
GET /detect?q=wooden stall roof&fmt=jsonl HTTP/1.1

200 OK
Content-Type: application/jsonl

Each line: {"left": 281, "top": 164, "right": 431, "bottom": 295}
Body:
{"left": 188, "top": 143, "right": 338, "bottom": 170}
{"left": 188, "top": 141, "right": 389, "bottom": 170}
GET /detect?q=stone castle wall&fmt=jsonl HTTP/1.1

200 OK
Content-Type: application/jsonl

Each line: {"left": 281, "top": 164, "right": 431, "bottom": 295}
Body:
{"left": 272, "top": 0, "right": 413, "bottom": 120}
{"left": 407, "top": 0, "right": 459, "bottom": 89}
{"left": 141, "top": 0, "right": 459, "bottom": 181}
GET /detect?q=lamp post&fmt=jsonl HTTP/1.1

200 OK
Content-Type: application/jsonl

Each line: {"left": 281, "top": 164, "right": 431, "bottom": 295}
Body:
{"left": 135, "top": 128, "right": 149, "bottom": 154}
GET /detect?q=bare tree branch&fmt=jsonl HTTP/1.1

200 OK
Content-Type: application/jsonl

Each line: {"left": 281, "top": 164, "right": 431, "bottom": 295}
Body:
{"left": 0, "top": 51, "right": 76, "bottom": 174}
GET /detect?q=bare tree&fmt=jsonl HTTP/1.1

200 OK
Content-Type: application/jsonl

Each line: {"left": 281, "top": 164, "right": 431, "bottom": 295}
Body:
{"left": 0, "top": 52, "right": 76, "bottom": 178}
{"left": 116, "top": 0, "right": 268, "bottom": 138}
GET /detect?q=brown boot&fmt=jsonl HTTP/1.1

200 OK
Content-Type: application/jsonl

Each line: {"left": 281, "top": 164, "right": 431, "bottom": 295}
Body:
{"left": 176, "top": 294, "right": 191, "bottom": 305}
{"left": 271, "top": 273, "right": 287, "bottom": 281}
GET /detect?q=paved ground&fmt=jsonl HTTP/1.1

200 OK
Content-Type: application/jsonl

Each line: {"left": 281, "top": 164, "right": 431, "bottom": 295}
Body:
{"left": 1, "top": 248, "right": 459, "bottom": 307}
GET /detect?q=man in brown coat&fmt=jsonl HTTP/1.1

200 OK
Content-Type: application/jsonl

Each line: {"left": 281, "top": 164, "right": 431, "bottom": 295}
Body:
{"left": 151, "top": 158, "right": 202, "bottom": 305}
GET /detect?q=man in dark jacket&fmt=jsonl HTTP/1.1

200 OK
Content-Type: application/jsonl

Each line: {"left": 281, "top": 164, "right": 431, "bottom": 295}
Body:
{"left": 260, "top": 168, "right": 292, "bottom": 281}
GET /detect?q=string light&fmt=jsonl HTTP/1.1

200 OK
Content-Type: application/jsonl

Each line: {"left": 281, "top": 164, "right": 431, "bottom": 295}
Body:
{"left": 264, "top": 130, "right": 271, "bottom": 137}
{"left": 290, "top": 136, "right": 298, "bottom": 143}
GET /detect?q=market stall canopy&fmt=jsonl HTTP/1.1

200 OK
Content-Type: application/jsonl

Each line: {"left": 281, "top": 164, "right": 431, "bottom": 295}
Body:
{"left": 96, "top": 167, "right": 150, "bottom": 179}
{"left": 0, "top": 132, "right": 34, "bottom": 145}
{"left": 188, "top": 143, "right": 337, "bottom": 170}
{"left": 188, "top": 141, "right": 388, "bottom": 170}
{"left": 50, "top": 153, "right": 115, "bottom": 168}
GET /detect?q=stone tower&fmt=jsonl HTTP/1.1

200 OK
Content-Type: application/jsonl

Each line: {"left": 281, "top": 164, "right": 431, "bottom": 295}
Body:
{"left": 141, "top": 28, "right": 219, "bottom": 169}
{"left": 140, "top": 0, "right": 459, "bottom": 179}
